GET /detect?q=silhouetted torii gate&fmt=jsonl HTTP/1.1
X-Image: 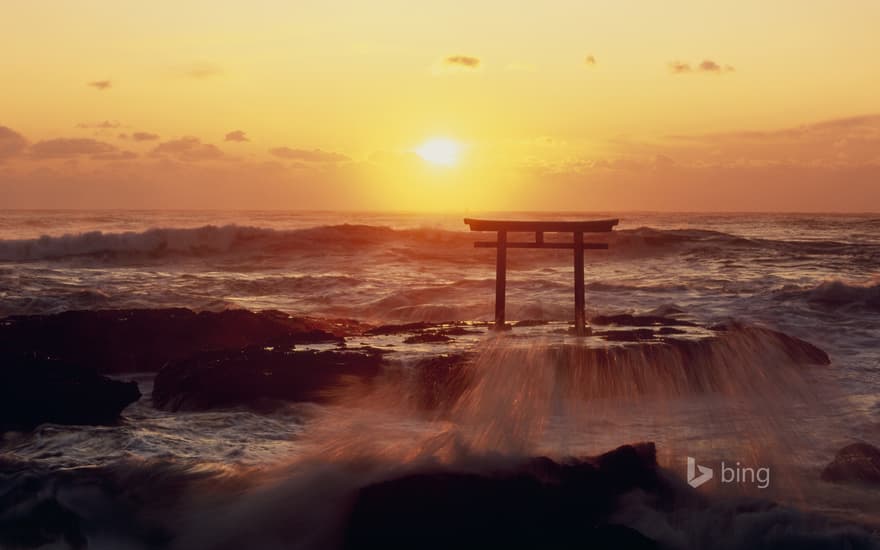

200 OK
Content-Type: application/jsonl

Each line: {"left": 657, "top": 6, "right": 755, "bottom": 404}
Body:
{"left": 464, "top": 218, "right": 619, "bottom": 336}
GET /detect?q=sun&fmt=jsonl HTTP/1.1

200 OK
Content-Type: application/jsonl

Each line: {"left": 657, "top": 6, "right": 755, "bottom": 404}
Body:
{"left": 415, "top": 138, "right": 461, "bottom": 166}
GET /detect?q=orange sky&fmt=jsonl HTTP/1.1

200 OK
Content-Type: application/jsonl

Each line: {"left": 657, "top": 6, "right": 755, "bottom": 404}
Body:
{"left": 1, "top": 0, "right": 878, "bottom": 211}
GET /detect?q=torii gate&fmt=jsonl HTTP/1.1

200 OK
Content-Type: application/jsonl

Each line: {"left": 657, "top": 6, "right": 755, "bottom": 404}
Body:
{"left": 464, "top": 218, "right": 619, "bottom": 336}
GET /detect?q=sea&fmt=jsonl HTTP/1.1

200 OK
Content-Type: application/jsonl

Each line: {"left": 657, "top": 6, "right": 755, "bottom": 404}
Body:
{"left": 1, "top": 210, "right": 879, "bottom": 548}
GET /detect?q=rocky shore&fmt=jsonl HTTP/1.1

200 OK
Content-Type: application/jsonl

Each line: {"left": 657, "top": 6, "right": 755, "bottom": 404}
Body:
{"left": 0, "top": 307, "right": 835, "bottom": 429}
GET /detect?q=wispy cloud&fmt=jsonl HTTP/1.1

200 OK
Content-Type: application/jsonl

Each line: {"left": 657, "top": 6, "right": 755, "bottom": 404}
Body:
{"left": 92, "top": 150, "right": 138, "bottom": 161}
{"left": 269, "top": 147, "right": 349, "bottom": 162}
{"left": 152, "top": 137, "right": 224, "bottom": 161}
{"left": 131, "top": 132, "right": 160, "bottom": 142}
{"left": 668, "top": 61, "right": 691, "bottom": 73}
{"left": 433, "top": 54, "right": 482, "bottom": 75}
{"left": 225, "top": 130, "right": 249, "bottom": 142}
{"left": 177, "top": 62, "right": 222, "bottom": 79}
{"left": 669, "top": 59, "right": 735, "bottom": 74}
{"left": 444, "top": 55, "right": 480, "bottom": 69}
{"left": 76, "top": 120, "right": 121, "bottom": 129}
{"left": 87, "top": 80, "right": 112, "bottom": 90}
{"left": 31, "top": 138, "right": 117, "bottom": 158}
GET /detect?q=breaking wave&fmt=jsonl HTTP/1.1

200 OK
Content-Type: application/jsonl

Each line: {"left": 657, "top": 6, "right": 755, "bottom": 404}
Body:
{"left": 774, "top": 279, "right": 880, "bottom": 311}
{"left": 2, "top": 223, "right": 877, "bottom": 263}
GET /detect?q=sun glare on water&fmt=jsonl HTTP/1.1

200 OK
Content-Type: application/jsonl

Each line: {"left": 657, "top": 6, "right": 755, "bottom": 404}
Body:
{"left": 415, "top": 138, "right": 461, "bottom": 166}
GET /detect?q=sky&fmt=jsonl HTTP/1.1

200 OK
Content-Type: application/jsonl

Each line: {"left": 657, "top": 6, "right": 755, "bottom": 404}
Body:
{"left": 1, "top": 0, "right": 879, "bottom": 211}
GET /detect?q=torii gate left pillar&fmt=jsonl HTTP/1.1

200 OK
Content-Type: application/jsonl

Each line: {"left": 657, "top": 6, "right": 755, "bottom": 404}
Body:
{"left": 465, "top": 218, "right": 619, "bottom": 336}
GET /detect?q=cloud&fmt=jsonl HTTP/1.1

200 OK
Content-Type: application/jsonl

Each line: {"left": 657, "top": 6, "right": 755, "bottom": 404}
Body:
{"left": 444, "top": 55, "right": 480, "bottom": 69}
{"left": 225, "top": 130, "right": 249, "bottom": 142}
{"left": 0, "top": 126, "right": 28, "bottom": 159}
{"left": 670, "top": 114, "right": 880, "bottom": 143}
{"left": 92, "top": 151, "right": 138, "bottom": 161}
{"left": 76, "top": 120, "right": 121, "bottom": 129}
{"left": 630, "top": 113, "right": 880, "bottom": 169}
{"left": 152, "top": 136, "right": 224, "bottom": 161}
{"left": 585, "top": 55, "right": 597, "bottom": 66}
{"left": 178, "top": 62, "right": 222, "bottom": 79}
{"left": 669, "top": 59, "right": 735, "bottom": 74}
{"left": 269, "top": 147, "right": 350, "bottom": 163}
{"left": 30, "top": 138, "right": 117, "bottom": 158}
{"left": 87, "top": 80, "right": 112, "bottom": 90}
{"left": 583, "top": 155, "right": 676, "bottom": 171}
{"left": 699, "top": 60, "right": 721, "bottom": 72}
{"left": 668, "top": 61, "right": 692, "bottom": 73}
{"left": 432, "top": 54, "right": 483, "bottom": 76}
{"left": 132, "top": 131, "right": 160, "bottom": 142}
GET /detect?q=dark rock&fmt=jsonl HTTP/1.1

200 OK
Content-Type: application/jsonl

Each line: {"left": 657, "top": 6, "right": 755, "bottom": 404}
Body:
{"left": 821, "top": 442, "right": 880, "bottom": 485}
{"left": 0, "top": 499, "right": 86, "bottom": 550}
{"left": 758, "top": 327, "right": 830, "bottom": 365}
{"left": 723, "top": 323, "right": 830, "bottom": 365}
{"left": 0, "top": 458, "right": 189, "bottom": 550}
{"left": 590, "top": 314, "right": 697, "bottom": 327}
{"left": 0, "top": 308, "right": 343, "bottom": 374}
{"left": 364, "top": 322, "right": 441, "bottom": 336}
{"left": 513, "top": 319, "right": 550, "bottom": 327}
{"left": 403, "top": 333, "right": 452, "bottom": 344}
{"left": 0, "top": 353, "right": 141, "bottom": 432}
{"left": 343, "top": 442, "right": 660, "bottom": 550}
{"left": 438, "top": 326, "right": 483, "bottom": 336}
{"left": 152, "top": 347, "right": 385, "bottom": 412}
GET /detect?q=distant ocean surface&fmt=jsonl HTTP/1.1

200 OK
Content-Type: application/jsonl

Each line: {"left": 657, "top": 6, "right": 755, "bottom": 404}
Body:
{"left": 1, "top": 210, "right": 879, "bottom": 547}
{"left": 1, "top": 210, "right": 878, "bottom": 378}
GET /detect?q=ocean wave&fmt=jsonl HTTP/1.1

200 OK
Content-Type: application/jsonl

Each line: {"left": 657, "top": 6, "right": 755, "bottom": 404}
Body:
{"left": 2, "top": 443, "right": 876, "bottom": 550}
{"left": 1, "top": 223, "right": 876, "bottom": 263}
{"left": 585, "top": 281, "right": 689, "bottom": 293}
{"left": 0, "top": 224, "right": 477, "bottom": 262}
{"left": 0, "top": 224, "right": 278, "bottom": 261}
{"left": 775, "top": 279, "right": 880, "bottom": 311}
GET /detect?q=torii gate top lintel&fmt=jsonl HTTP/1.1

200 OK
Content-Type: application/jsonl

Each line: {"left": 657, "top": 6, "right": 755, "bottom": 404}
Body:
{"left": 464, "top": 218, "right": 619, "bottom": 233}
{"left": 464, "top": 218, "right": 619, "bottom": 336}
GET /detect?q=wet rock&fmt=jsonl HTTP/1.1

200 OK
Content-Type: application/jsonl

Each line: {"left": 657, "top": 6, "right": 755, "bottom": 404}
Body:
{"left": 513, "top": 319, "right": 550, "bottom": 327}
{"left": 364, "top": 322, "right": 441, "bottom": 336}
{"left": 343, "top": 443, "right": 661, "bottom": 550}
{"left": 403, "top": 333, "right": 452, "bottom": 344}
{"left": 152, "top": 347, "right": 385, "bottom": 412}
{"left": 758, "top": 327, "right": 830, "bottom": 365}
{"left": 821, "top": 442, "right": 880, "bottom": 486}
{"left": 716, "top": 323, "right": 830, "bottom": 365}
{"left": 365, "top": 321, "right": 487, "bottom": 337}
{"left": 590, "top": 313, "right": 697, "bottom": 327}
{"left": 0, "top": 308, "right": 342, "bottom": 374}
{"left": 438, "top": 326, "right": 483, "bottom": 336}
{"left": 0, "top": 353, "right": 141, "bottom": 432}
